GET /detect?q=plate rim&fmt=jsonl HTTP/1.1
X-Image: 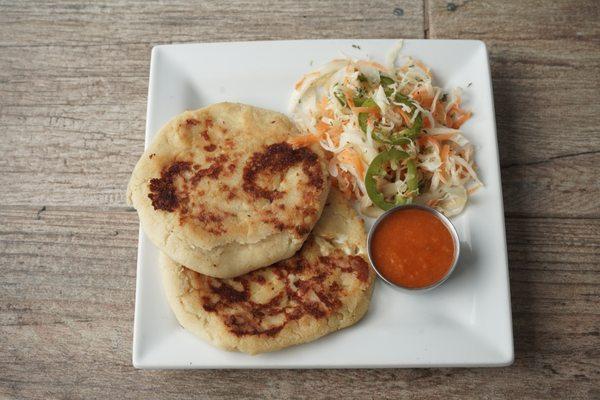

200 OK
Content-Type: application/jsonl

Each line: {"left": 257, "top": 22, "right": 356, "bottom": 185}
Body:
{"left": 132, "top": 38, "right": 513, "bottom": 369}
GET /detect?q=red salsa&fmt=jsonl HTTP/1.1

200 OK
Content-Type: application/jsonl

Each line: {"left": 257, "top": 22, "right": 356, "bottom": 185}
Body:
{"left": 371, "top": 209, "right": 455, "bottom": 288}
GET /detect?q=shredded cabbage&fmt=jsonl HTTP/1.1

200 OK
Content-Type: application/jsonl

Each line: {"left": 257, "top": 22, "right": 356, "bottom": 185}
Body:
{"left": 288, "top": 41, "right": 481, "bottom": 217}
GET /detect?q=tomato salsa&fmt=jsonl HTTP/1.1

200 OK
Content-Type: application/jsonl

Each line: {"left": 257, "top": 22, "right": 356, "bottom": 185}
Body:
{"left": 370, "top": 208, "right": 456, "bottom": 289}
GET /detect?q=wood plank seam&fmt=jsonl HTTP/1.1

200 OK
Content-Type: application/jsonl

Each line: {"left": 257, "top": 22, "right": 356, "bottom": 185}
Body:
{"left": 423, "top": 0, "right": 430, "bottom": 38}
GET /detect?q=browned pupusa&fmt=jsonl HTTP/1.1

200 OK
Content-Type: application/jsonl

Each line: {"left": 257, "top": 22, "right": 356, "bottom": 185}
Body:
{"left": 127, "top": 103, "right": 329, "bottom": 278}
{"left": 160, "top": 189, "right": 375, "bottom": 354}
{"left": 192, "top": 239, "right": 369, "bottom": 337}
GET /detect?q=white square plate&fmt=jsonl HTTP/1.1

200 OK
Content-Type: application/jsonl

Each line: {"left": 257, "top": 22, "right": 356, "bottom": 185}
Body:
{"left": 132, "top": 39, "right": 513, "bottom": 368}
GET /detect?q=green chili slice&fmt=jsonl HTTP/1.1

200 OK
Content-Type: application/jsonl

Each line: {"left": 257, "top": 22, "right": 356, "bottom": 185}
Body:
{"left": 358, "top": 113, "right": 369, "bottom": 133}
{"left": 380, "top": 75, "right": 395, "bottom": 87}
{"left": 371, "top": 113, "right": 422, "bottom": 145}
{"left": 333, "top": 89, "right": 346, "bottom": 106}
{"left": 365, "top": 149, "right": 415, "bottom": 210}
{"left": 357, "top": 98, "right": 379, "bottom": 133}
{"left": 400, "top": 113, "right": 423, "bottom": 139}
{"left": 406, "top": 159, "right": 419, "bottom": 196}
{"left": 391, "top": 92, "right": 423, "bottom": 139}
{"left": 393, "top": 159, "right": 419, "bottom": 205}
{"left": 353, "top": 96, "right": 365, "bottom": 107}
{"left": 379, "top": 74, "right": 395, "bottom": 97}
{"left": 394, "top": 93, "right": 414, "bottom": 107}
{"left": 371, "top": 129, "right": 412, "bottom": 146}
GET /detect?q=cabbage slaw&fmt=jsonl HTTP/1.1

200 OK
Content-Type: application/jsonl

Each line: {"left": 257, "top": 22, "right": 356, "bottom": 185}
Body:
{"left": 288, "top": 45, "right": 482, "bottom": 217}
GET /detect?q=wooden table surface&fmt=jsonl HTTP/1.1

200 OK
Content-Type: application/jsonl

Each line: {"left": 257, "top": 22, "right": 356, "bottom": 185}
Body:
{"left": 1, "top": 1, "right": 598, "bottom": 398}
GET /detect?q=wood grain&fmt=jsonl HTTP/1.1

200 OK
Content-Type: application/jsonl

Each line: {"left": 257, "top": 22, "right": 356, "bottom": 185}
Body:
{"left": 1, "top": 207, "right": 598, "bottom": 399}
{"left": 427, "top": 0, "right": 600, "bottom": 217}
{"left": 1, "top": 0, "right": 599, "bottom": 399}
{"left": 0, "top": 0, "right": 424, "bottom": 208}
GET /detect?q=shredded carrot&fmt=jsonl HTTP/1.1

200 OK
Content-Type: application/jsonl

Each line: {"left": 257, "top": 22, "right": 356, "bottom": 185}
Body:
{"left": 329, "top": 124, "right": 343, "bottom": 135}
{"left": 342, "top": 87, "right": 355, "bottom": 108}
{"left": 395, "top": 106, "right": 411, "bottom": 125}
{"left": 337, "top": 148, "right": 365, "bottom": 178}
{"left": 414, "top": 60, "right": 432, "bottom": 77}
{"left": 433, "top": 102, "right": 446, "bottom": 123}
{"left": 326, "top": 124, "right": 343, "bottom": 145}
{"left": 294, "top": 78, "right": 305, "bottom": 91}
{"left": 412, "top": 89, "right": 433, "bottom": 108}
{"left": 467, "top": 185, "right": 481, "bottom": 195}
{"left": 439, "top": 170, "right": 448, "bottom": 184}
{"left": 441, "top": 144, "right": 450, "bottom": 163}
{"left": 318, "top": 96, "right": 328, "bottom": 113}
{"left": 452, "top": 112, "right": 472, "bottom": 128}
{"left": 430, "top": 133, "right": 455, "bottom": 142}
{"left": 288, "top": 133, "right": 320, "bottom": 148}
{"left": 294, "top": 72, "right": 319, "bottom": 90}
{"left": 420, "top": 133, "right": 455, "bottom": 150}
{"left": 427, "top": 199, "right": 440, "bottom": 207}
{"left": 315, "top": 120, "right": 330, "bottom": 134}
{"left": 313, "top": 120, "right": 344, "bottom": 145}
{"left": 445, "top": 113, "right": 453, "bottom": 127}
{"left": 416, "top": 135, "right": 430, "bottom": 146}
{"left": 318, "top": 96, "right": 334, "bottom": 119}
{"left": 423, "top": 117, "right": 431, "bottom": 128}
{"left": 357, "top": 60, "right": 387, "bottom": 72}
{"left": 417, "top": 135, "right": 441, "bottom": 151}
